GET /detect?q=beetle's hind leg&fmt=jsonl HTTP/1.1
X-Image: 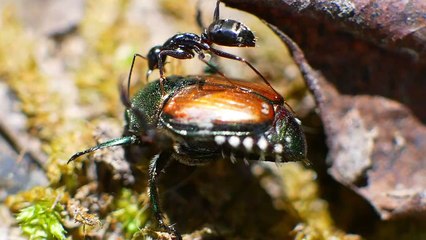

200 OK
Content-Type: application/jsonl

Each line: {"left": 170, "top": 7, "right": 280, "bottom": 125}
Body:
{"left": 148, "top": 152, "right": 182, "bottom": 240}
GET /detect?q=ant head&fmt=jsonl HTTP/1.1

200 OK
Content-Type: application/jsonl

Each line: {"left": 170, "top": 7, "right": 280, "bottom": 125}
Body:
{"left": 147, "top": 45, "right": 166, "bottom": 71}
{"left": 204, "top": 19, "right": 256, "bottom": 47}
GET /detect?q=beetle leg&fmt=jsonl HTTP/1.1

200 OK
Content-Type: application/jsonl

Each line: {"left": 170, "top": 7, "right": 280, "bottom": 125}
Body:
{"left": 67, "top": 136, "right": 140, "bottom": 164}
{"left": 209, "top": 47, "right": 284, "bottom": 102}
{"left": 148, "top": 152, "right": 182, "bottom": 240}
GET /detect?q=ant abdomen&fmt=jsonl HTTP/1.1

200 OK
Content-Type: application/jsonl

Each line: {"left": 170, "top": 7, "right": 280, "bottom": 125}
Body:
{"left": 204, "top": 19, "right": 256, "bottom": 47}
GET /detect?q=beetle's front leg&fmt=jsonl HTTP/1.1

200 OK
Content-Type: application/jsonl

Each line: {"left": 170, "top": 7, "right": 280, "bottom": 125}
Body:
{"left": 148, "top": 151, "right": 182, "bottom": 240}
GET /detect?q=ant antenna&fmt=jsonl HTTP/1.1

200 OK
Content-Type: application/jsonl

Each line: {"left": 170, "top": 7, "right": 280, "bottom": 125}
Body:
{"left": 127, "top": 53, "right": 147, "bottom": 99}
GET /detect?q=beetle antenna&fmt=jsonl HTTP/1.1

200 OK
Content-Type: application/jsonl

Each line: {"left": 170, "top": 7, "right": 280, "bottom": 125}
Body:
{"left": 128, "top": 53, "right": 147, "bottom": 99}
{"left": 120, "top": 78, "right": 132, "bottom": 108}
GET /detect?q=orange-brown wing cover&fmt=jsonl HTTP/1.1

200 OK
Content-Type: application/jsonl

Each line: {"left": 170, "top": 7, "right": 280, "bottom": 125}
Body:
{"left": 162, "top": 84, "right": 274, "bottom": 128}
{"left": 202, "top": 76, "right": 283, "bottom": 103}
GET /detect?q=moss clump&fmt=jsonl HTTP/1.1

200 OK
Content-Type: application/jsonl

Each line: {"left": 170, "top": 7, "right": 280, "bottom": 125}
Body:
{"left": 17, "top": 202, "right": 67, "bottom": 240}
{"left": 112, "top": 188, "right": 151, "bottom": 239}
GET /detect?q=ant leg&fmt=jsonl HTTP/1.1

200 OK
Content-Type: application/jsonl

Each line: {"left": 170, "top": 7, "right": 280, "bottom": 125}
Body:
{"left": 213, "top": 0, "right": 221, "bottom": 22}
{"left": 264, "top": 22, "right": 325, "bottom": 107}
{"left": 265, "top": 22, "right": 331, "bottom": 158}
{"left": 196, "top": 51, "right": 244, "bottom": 89}
{"left": 158, "top": 49, "right": 195, "bottom": 94}
{"left": 127, "top": 53, "right": 147, "bottom": 99}
{"left": 197, "top": 51, "right": 226, "bottom": 77}
{"left": 157, "top": 55, "right": 166, "bottom": 95}
{"left": 196, "top": 0, "right": 205, "bottom": 30}
{"left": 148, "top": 152, "right": 182, "bottom": 240}
{"left": 209, "top": 47, "right": 284, "bottom": 102}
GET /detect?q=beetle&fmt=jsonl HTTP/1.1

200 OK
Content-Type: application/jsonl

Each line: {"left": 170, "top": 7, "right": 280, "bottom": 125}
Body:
{"left": 127, "top": 0, "right": 281, "bottom": 101}
{"left": 68, "top": 74, "right": 307, "bottom": 239}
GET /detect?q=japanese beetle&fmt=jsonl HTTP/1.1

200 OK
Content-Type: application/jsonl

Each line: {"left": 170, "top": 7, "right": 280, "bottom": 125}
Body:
{"left": 68, "top": 75, "right": 307, "bottom": 239}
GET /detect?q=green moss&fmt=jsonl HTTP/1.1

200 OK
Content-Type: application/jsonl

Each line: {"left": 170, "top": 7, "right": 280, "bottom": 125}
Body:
{"left": 112, "top": 188, "right": 151, "bottom": 239}
{"left": 5, "top": 187, "right": 68, "bottom": 239}
{"left": 17, "top": 202, "right": 66, "bottom": 240}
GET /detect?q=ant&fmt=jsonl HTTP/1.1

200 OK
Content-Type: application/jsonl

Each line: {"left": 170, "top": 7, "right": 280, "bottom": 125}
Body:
{"left": 127, "top": 0, "right": 282, "bottom": 101}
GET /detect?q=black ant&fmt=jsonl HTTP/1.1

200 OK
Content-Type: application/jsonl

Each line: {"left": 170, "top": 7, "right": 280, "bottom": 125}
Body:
{"left": 127, "top": 0, "right": 282, "bottom": 100}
